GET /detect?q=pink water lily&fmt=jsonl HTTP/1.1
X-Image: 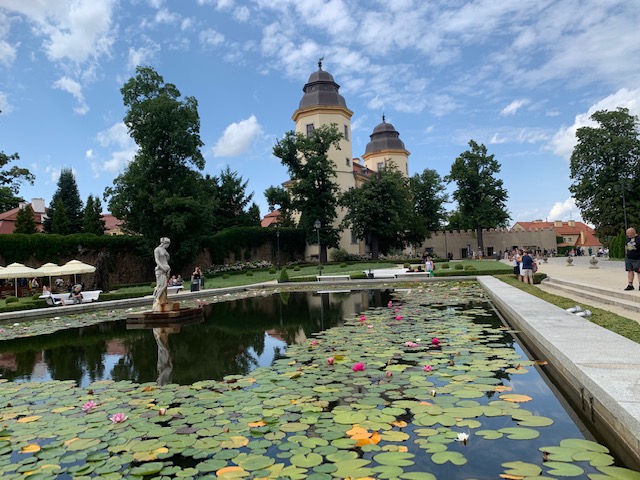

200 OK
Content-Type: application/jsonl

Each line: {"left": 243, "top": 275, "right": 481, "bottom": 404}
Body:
{"left": 310, "top": 340, "right": 318, "bottom": 346}
{"left": 110, "top": 412, "right": 128, "bottom": 423}
{"left": 359, "top": 315, "right": 366, "bottom": 322}
{"left": 327, "top": 357, "right": 335, "bottom": 365}
{"left": 82, "top": 401, "right": 97, "bottom": 412}
{"left": 385, "top": 371, "right": 393, "bottom": 377}
{"left": 352, "top": 362, "right": 365, "bottom": 372}
{"left": 431, "top": 337, "right": 440, "bottom": 346}
{"left": 394, "top": 308, "right": 399, "bottom": 313}
{"left": 423, "top": 365, "right": 433, "bottom": 372}
{"left": 395, "top": 315, "right": 403, "bottom": 321}
{"left": 405, "top": 341, "right": 418, "bottom": 347}
{"left": 367, "top": 324, "right": 374, "bottom": 328}
{"left": 387, "top": 301, "right": 393, "bottom": 308}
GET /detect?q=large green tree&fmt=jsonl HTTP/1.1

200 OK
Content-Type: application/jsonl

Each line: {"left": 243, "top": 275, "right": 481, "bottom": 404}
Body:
{"left": 340, "top": 163, "right": 414, "bottom": 259}
{"left": 83, "top": 195, "right": 105, "bottom": 235}
{"left": 14, "top": 204, "right": 37, "bottom": 234}
{"left": 410, "top": 168, "right": 449, "bottom": 242}
{"left": 43, "top": 168, "right": 83, "bottom": 233}
{"left": 212, "top": 166, "right": 260, "bottom": 231}
{"left": 105, "top": 66, "right": 216, "bottom": 262}
{"left": 0, "top": 147, "right": 35, "bottom": 212}
{"left": 271, "top": 124, "right": 343, "bottom": 262}
{"left": 50, "top": 198, "right": 70, "bottom": 235}
{"left": 445, "top": 140, "right": 510, "bottom": 254}
{"left": 264, "top": 186, "right": 295, "bottom": 227}
{"left": 569, "top": 108, "right": 640, "bottom": 237}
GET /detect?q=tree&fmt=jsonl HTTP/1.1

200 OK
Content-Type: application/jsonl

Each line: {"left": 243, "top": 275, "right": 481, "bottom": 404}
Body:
{"left": 14, "top": 204, "right": 37, "bottom": 234}
{"left": 410, "top": 168, "right": 449, "bottom": 242}
{"left": 105, "top": 66, "right": 216, "bottom": 263}
{"left": 212, "top": 167, "right": 260, "bottom": 231}
{"left": 50, "top": 198, "right": 70, "bottom": 235}
{"left": 0, "top": 149, "right": 35, "bottom": 211}
{"left": 340, "top": 163, "right": 414, "bottom": 259}
{"left": 44, "top": 168, "right": 83, "bottom": 234}
{"left": 264, "top": 186, "right": 295, "bottom": 227}
{"left": 445, "top": 140, "right": 510, "bottom": 253}
{"left": 83, "top": 195, "right": 105, "bottom": 235}
{"left": 569, "top": 108, "right": 640, "bottom": 237}
{"left": 272, "top": 124, "right": 343, "bottom": 262}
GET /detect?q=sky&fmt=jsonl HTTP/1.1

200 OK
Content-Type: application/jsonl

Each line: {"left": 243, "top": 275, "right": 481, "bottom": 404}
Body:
{"left": 1, "top": 0, "right": 640, "bottom": 226}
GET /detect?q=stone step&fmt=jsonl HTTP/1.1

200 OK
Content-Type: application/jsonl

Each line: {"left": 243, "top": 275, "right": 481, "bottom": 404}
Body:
{"left": 543, "top": 277, "right": 640, "bottom": 313}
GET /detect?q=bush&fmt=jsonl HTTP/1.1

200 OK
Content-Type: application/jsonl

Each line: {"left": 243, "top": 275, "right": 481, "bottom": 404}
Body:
{"left": 464, "top": 265, "right": 477, "bottom": 271}
{"left": 222, "top": 274, "right": 230, "bottom": 279}
{"left": 330, "top": 248, "right": 350, "bottom": 262}
{"left": 278, "top": 267, "right": 289, "bottom": 283}
{"left": 32, "top": 293, "right": 41, "bottom": 301}
{"left": 340, "top": 263, "right": 348, "bottom": 268}
{"left": 440, "top": 263, "right": 450, "bottom": 269}
{"left": 454, "top": 264, "right": 464, "bottom": 270}
{"left": 5, "top": 296, "right": 19, "bottom": 304}
{"left": 245, "top": 271, "right": 254, "bottom": 276}
{"left": 293, "top": 266, "right": 301, "bottom": 271}
{"left": 269, "top": 267, "right": 276, "bottom": 274}
{"left": 403, "top": 263, "right": 410, "bottom": 268}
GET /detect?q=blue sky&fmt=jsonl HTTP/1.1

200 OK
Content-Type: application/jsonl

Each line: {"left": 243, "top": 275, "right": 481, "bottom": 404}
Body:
{"left": 1, "top": 0, "right": 639, "bottom": 225}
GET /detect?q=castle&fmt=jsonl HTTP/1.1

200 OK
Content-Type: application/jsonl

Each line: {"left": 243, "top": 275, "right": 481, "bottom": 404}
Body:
{"left": 284, "top": 62, "right": 602, "bottom": 260}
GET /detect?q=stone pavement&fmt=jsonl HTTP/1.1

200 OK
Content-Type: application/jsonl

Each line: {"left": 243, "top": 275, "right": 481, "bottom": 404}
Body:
{"left": 509, "top": 255, "right": 640, "bottom": 324}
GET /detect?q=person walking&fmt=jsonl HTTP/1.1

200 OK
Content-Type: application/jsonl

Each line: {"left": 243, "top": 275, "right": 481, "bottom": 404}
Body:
{"left": 624, "top": 227, "right": 640, "bottom": 291}
{"left": 520, "top": 250, "right": 535, "bottom": 285}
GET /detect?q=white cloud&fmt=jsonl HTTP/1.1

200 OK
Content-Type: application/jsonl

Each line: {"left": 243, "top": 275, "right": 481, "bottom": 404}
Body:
{"left": 213, "top": 115, "right": 264, "bottom": 157}
{"left": 85, "top": 149, "right": 94, "bottom": 159}
{"left": 154, "top": 8, "right": 180, "bottom": 24}
{"left": 549, "top": 87, "right": 640, "bottom": 160}
{"left": 490, "top": 133, "right": 506, "bottom": 144}
{"left": 127, "top": 43, "right": 160, "bottom": 70}
{"left": 233, "top": 6, "right": 250, "bottom": 22}
{"left": 548, "top": 198, "right": 580, "bottom": 221}
{"left": 0, "top": 92, "right": 12, "bottom": 114}
{"left": 500, "top": 98, "right": 529, "bottom": 116}
{"left": 96, "top": 122, "right": 138, "bottom": 173}
{"left": 199, "top": 29, "right": 225, "bottom": 48}
{"left": 0, "top": 12, "right": 18, "bottom": 66}
{"left": 53, "top": 76, "right": 89, "bottom": 115}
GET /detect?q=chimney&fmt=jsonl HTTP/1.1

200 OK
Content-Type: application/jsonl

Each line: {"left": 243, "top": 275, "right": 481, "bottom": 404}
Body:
{"left": 31, "top": 198, "right": 46, "bottom": 213}
{"left": 568, "top": 220, "right": 575, "bottom": 227}
{"left": 554, "top": 220, "right": 563, "bottom": 227}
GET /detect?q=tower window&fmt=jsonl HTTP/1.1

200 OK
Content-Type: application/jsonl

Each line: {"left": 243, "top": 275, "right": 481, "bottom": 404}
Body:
{"left": 306, "top": 124, "right": 315, "bottom": 137}
{"left": 346, "top": 157, "right": 350, "bottom": 167}
{"left": 377, "top": 162, "right": 384, "bottom": 171}
{"left": 344, "top": 125, "right": 349, "bottom": 141}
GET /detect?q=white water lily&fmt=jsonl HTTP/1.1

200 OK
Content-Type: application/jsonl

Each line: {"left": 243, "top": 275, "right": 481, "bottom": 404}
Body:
{"left": 456, "top": 432, "right": 470, "bottom": 444}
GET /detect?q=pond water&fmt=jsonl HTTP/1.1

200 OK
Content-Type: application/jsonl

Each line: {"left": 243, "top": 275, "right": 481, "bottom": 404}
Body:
{"left": 0, "top": 290, "right": 394, "bottom": 387}
{"left": 0, "top": 285, "right": 634, "bottom": 479}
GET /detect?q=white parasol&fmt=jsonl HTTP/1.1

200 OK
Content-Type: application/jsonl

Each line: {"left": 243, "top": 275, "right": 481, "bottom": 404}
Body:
{"left": 0, "top": 262, "right": 37, "bottom": 297}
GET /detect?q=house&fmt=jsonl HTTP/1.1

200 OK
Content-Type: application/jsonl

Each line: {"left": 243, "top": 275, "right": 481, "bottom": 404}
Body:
{"left": 512, "top": 220, "right": 602, "bottom": 253}
{"left": 0, "top": 198, "right": 47, "bottom": 233}
{"left": 102, "top": 214, "right": 125, "bottom": 235}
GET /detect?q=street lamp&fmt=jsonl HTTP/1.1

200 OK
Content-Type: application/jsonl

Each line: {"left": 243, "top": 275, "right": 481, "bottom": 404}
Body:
{"left": 276, "top": 224, "right": 281, "bottom": 268}
{"left": 314, "top": 219, "right": 321, "bottom": 269}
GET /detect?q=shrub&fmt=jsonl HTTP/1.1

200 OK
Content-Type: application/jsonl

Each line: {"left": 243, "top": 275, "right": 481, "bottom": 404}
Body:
{"left": 330, "top": 248, "right": 350, "bottom": 262}
{"left": 464, "top": 265, "right": 477, "bottom": 271}
{"left": 5, "top": 296, "right": 19, "bottom": 304}
{"left": 245, "top": 271, "right": 254, "bottom": 276}
{"left": 293, "top": 266, "right": 301, "bottom": 271}
{"left": 454, "top": 264, "right": 464, "bottom": 270}
{"left": 278, "top": 267, "right": 289, "bottom": 283}
{"left": 222, "top": 274, "right": 230, "bottom": 279}
{"left": 32, "top": 293, "right": 41, "bottom": 301}
{"left": 269, "top": 267, "right": 276, "bottom": 274}
{"left": 440, "top": 263, "right": 450, "bottom": 269}
{"left": 340, "top": 263, "right": 348, "bottom": 268}
{"left": 403, "top": 263, "right": 410, "bottom": 268}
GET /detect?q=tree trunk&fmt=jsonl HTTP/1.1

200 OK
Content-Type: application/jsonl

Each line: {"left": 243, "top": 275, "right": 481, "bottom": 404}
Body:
{"left": 371, "top": 236, "right": 380, "bottom": 260}
{"left": 476, "top": 226, "right": 484, "bottom": 256}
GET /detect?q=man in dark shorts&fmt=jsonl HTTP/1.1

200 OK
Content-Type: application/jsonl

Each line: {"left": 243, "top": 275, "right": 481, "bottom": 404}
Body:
{"left": 624, "top": 227, "right": 640, "bottom": 290}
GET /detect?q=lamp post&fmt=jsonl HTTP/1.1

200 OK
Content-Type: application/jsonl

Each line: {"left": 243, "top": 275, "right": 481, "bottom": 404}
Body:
{"left": 276, "top": 224, "right": 281, "bottom": 268}
{"left": 314, "top": 219, "right": 321, "bottom": 272}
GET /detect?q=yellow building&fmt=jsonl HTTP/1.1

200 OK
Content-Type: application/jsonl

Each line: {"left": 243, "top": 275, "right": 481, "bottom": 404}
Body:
{"left": 291, "top": 61, "right": 410, "bottom": 259}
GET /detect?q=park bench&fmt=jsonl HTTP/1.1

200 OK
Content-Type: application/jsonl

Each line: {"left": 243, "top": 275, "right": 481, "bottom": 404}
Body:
{"left": 362, "top": 270, "right": 397, "bottom": 279}
{"left": 316, "top": 274, "right": 351, "bottom": 282}
{"left": 167, "top": 286, "right": 183, "bottom": 295}
{"left": 39, "top": 290, "right": 102, "bottom": 306}
{"left": 394, "top": 272, "right": 434, "bottom": 280}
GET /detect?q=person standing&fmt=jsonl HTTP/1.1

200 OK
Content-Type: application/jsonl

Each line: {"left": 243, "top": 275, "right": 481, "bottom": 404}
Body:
{"left": 624, "top": 228, "right": 640, "bottom": 291}
{"left": 521, "top": 250, "right": 535, "bottom": 285}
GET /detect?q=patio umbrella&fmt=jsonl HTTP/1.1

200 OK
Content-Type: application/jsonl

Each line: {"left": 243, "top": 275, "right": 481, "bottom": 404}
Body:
{"left": 0, "top": 262, "right": 37, "bottom": 297}
{"left": 34, "top": 262, "right": 63, "bottom": 289}
{"left": 58, "top": 260, "right": 96, "bottom": 285}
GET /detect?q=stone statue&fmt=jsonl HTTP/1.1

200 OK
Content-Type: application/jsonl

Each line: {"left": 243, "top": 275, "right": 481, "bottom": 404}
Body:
{"left": 152, "top": 237, "right": 171, "bottom": 312}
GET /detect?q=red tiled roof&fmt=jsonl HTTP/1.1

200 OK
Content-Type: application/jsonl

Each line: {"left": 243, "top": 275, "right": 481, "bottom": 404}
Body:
{"left": 261, "top": 210, "right": 281, "bottom": 228}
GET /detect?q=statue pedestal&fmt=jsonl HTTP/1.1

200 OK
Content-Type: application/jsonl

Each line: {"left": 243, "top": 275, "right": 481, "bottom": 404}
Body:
{"left": 127, "top": 303, "right": 203, "bottom": 322}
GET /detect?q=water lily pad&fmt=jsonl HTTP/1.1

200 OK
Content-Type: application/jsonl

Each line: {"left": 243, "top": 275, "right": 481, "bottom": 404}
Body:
{"left": 544, "top": 461, "right": 584, "bottom": 476}
{"left": 290, "top": 453, "right": 323, "bottom": 468}
{"left": 560, "top": 438, "right": 609, "bottom": 453}
{"left": 595, "top": 466, "right": 640, "bottom": 479}
{"left": 502, "top": 461, "right": 542, "bottom": 477}
{"left": 431, "top": 451, "right": 467, "bottom": 465}
{"left": 498, "top": 427, "right": 540, "bottom": 440}
{"left": 373, "top": 452, "right": 415, "bottom": 467}
{"left": 128, "top": 462, "right": 164, "bottom": 476}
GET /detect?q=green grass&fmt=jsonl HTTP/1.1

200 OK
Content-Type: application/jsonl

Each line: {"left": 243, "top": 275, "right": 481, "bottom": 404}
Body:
{"left": 497, "top": 275, "right": 640, "bottom": 344}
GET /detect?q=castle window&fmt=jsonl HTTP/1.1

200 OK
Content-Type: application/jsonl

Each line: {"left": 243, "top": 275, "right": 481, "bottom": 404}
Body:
{"left": 345, "top": 157, "right": 350, "bottom": 167}
{"left": 344, "top": 125, "right": 349, "bottom": 141}
{"left": 377, "top": 162, "right": 384, "bottom": 171}
{"left": 306, "top": 124, "right": 315, "bottom": 137}
{"left": 351, "top": 229, "right": 358, "bottom": 244}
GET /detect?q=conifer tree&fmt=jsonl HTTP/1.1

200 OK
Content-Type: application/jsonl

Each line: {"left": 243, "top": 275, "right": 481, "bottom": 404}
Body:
{"left": 83, "top": 195, "right": 105, "bottom": 235}
{"left": 44, "top": 168, "right": 83, "bottom": 233}
{"left": 50, "top": 198, "right": 70, "bottom": 235}
{"left": 14, "top": 204, "right": 37, "bottom": 234}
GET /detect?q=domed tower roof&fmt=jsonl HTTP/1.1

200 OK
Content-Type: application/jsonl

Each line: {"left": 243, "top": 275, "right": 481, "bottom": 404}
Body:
{"left": 298, "top": 59, "right": 348, "bottom": 109}
{"left": 365, "top": 115, "right": 407, "bottom": 154}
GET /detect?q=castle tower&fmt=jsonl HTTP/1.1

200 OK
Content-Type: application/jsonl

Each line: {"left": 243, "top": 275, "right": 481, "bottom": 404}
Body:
{"left": 362, "top": 115, "right": 410, "bottom": 177}
{"left": 293, "top": 61, "right": 359, "bottom": 256}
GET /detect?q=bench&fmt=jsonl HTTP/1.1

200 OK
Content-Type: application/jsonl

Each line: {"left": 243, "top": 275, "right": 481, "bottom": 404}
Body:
{"left": 394, "top": 273, "right": 434, "bottom": 280}
{"left": 167, "top": 286, "right": 183, "bottom": 295}
{"left": 316, "top": 275, "right": 351, "bottom": 282}
{"left": 362, "top": 271, "right": 397, "bottom": 279}
{"left": 39, "top": 290, "right": 102, "bottom": 306}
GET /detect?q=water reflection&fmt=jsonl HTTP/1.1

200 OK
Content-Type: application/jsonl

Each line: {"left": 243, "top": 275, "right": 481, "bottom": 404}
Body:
{"left": 0, "top": 289, "right": 393, "bottom": 387}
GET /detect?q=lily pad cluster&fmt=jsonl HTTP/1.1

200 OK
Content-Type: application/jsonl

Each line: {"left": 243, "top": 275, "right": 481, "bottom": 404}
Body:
{"left": 0, "top": 282, "right": 638, "bottom": 479}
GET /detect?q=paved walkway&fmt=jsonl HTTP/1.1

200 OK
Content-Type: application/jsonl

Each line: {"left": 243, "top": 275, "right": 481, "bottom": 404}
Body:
{"left": 506, "top": 256, "right": 640, "bottom": 324}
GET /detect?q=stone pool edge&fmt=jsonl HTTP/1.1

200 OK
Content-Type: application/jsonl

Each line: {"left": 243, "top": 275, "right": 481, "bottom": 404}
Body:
{"left": 479, "top": 276, "right": 640, "bottom": 471}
